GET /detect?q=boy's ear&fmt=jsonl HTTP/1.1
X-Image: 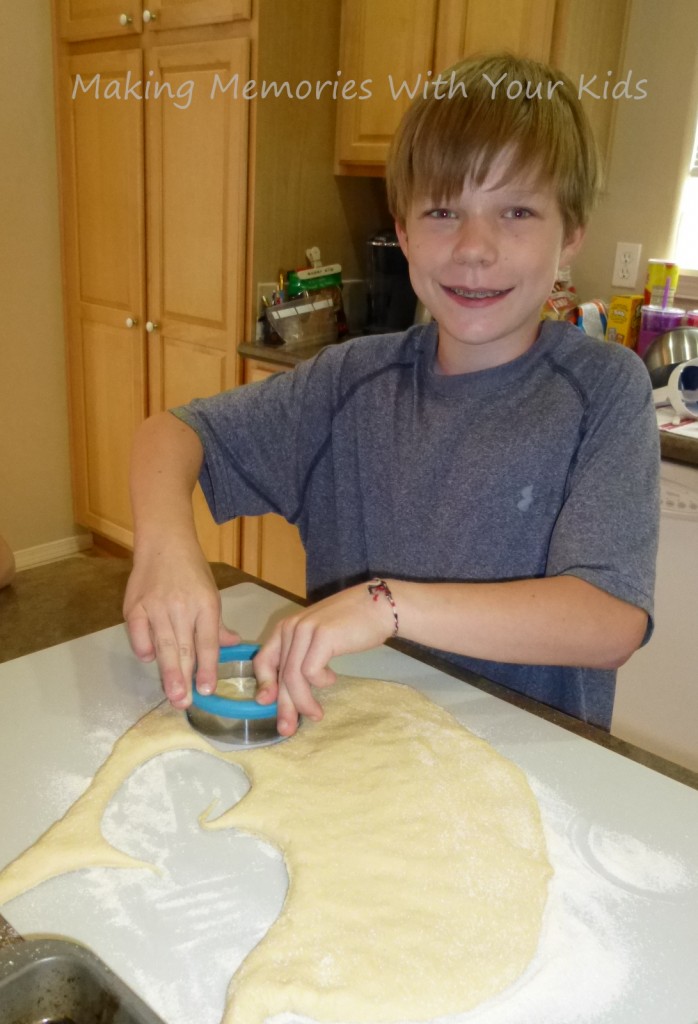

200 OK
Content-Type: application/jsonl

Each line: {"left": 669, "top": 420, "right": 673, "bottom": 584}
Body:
{"left": 395, "top": 220, "right": 409, "bottom": 258}
{"left": 560, "top": 225, "right": 586, "bottom": 265}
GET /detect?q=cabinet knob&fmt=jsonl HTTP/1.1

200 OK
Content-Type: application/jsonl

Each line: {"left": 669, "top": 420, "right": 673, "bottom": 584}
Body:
{"left": 118, "top": 13, "right": 133, "bottom": 26}
{"left": 145, "top": 320, "right": 159, "bottom": 333}
{"left": 142, "top": 9, "right": 157, "bottom": 22}
{"left": 125, "top": 316, "right": 139, "bottom": 328}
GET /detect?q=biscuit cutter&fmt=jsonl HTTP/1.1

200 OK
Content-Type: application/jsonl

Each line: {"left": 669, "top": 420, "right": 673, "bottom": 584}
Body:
{"left": 186, "top": 643, "right": 286, "bottom": 749}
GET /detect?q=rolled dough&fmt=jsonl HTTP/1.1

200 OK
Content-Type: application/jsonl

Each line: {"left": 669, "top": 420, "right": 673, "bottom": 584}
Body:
{"left": 0, "top": 677, "right": 551, "bottom": 1024}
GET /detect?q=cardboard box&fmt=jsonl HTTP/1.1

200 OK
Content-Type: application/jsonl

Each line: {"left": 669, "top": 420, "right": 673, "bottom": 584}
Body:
{"left": 605, "top": 294, "right": 643, "bottom": 348}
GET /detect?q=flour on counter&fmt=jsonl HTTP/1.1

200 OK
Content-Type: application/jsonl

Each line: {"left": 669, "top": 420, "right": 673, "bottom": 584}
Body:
{"left": 8, "top": 748, "right": 286, "bottom": 1024}
{"left": 1, "top": 685, "right": 554, "bottom": 1024}
{"left": 433, "top": 780, "right": 633, "bottom": 1024}
{"left": 59, "top": 739, "right": 654, "bottom": 1024}
{"left": 4, "top": 714, "right": 698, "bottom": 1024}
{"left": 585, "top": 826, "right": 696, "bottom": 895}
{"left": 48, "top": 769, "right": 92, "bottom": 808}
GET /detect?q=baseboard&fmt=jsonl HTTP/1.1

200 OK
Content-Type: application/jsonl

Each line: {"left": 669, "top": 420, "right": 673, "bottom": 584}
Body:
{"left": 91, "top": 535, "right": 132, "bottom": 560}
{"left": 14, "top": 533, "right": 93, "bottom": 570}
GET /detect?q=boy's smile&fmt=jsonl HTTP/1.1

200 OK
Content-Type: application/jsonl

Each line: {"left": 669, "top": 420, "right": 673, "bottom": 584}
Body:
{"left": 395, "top": 156, "right": 584, "bottom": 375}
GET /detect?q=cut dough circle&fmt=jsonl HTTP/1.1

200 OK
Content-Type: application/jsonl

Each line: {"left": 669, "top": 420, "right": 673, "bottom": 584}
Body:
{"left": 0, "top": 677, "right": 551, "bottom": 1024}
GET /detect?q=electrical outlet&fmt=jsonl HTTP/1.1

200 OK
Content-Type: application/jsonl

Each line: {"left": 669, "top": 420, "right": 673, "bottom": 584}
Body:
{"left": 612, "top": 242, "right": 643, "bottom": 289}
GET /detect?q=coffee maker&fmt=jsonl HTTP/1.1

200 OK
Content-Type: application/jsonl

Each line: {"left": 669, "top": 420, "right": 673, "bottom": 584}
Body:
{"left": 365, "top": 231, "right": 418, "bottom": 333}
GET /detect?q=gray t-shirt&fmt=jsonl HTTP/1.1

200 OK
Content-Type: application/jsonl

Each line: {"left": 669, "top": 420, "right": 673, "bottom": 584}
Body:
{"left": 173, "top": 320, "right": 660, "bottom": 728}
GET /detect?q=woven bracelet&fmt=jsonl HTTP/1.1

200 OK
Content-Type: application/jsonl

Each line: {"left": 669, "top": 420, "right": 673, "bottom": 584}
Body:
{"left": 367, "top": 577, "right": 399, "bottom": 637}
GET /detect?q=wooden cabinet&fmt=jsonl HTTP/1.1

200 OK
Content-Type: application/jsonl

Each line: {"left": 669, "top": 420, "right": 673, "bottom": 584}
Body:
{"left": 549, "top": 0, "right": 632, "bottom": 171}
{"left": 240, "top": 359, "right": 307, "bottom": 598}
{"left": 334, "top": 0, "right": 440, "bottom": 173}
{"left": 335, "top": 0, "right": 557, "bottom": 173}
{"left": 433, "top": 0, "right": 556, "bottom": 71}
{"left": 61, "top": 49, "right": 147, "bottom": 548}
{"left": 57, "top": 0, "right": 251, "bottom": 42}
{"left": 53, "top": 0, "right": 378, "bottom": 575}
{"left": 144, "top": 40, "right": 249, "bottom": 419}
{"left": 144, "top": 38, "right": 249, "bottom": 561}
{"left": 54, "top": 12, "right": 249, "bottom": 559}
{"left": 335, "top": 0, "right": 627, "bottom": 173}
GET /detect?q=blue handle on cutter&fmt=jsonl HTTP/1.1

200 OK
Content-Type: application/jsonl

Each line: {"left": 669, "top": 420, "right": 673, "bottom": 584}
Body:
{"left": 190, "top": 643, "right": 277, "bottom": 720}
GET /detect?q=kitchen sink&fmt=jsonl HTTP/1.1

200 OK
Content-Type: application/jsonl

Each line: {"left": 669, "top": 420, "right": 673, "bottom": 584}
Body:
{"left": 0, "top": 938, "right": 166, "bottom": 1024}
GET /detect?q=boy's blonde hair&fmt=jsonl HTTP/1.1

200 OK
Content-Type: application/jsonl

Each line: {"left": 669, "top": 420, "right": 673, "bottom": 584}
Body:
{"left": 386, "top": 53, "right": 601, "bottom": 237}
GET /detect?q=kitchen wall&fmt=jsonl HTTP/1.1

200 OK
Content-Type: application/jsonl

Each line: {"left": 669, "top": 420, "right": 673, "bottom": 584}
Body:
{"left": 0, "top": 0, "right": 83, "bottom": 566}
{"left": 572, "top": 0, "right": 698, "bottom": 301}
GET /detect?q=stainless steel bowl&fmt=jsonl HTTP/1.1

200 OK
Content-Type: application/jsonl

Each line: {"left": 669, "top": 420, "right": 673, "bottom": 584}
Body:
{"left": 643, "top": 327, "right": 698, "bottom": 372}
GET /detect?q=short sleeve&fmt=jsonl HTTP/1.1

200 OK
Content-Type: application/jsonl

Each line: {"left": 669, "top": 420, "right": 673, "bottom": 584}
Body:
{"left": 546, "top": 352, "right": 660, "bottom": 626}
{"left": 171, "top": 351, "right": 336, "bottom": 525}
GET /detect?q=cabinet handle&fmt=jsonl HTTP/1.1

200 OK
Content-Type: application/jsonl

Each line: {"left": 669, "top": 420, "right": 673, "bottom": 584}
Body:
{"left": 118, "top": 13, "right": 133, "bottom": 26}
{"left": 125, "top": 316, "right": 139, "bottom": 328}
{"left": 142, "top": 9, "right": 157, "bottom": 22}
{"left": 145, "top": 321, "right": 159, "bottom": 333}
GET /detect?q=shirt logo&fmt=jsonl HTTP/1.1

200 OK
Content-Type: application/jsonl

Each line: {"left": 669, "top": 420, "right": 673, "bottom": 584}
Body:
{"left": 517, "top": 485, "right": 534, "bottom": 511}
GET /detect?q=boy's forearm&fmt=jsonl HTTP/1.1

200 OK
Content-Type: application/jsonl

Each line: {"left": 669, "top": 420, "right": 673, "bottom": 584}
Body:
{"left": 124, "top": 410, "right": 239, "bottom": 704}
{"left": 130, "top": 411, "right": 204, "bottom": 553}
{"left": 389, "top": 575, "right": 647, "bottom": 670}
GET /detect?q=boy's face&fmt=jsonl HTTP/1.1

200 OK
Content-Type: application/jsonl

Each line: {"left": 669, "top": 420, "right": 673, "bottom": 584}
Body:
{"left": 395, "top": 154, "right": 584, "bottom": 375}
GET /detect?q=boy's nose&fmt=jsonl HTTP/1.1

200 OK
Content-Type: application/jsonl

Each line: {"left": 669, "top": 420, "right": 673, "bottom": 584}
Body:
{"left": 451, "top": 219, "right": 497, "bottom": 265}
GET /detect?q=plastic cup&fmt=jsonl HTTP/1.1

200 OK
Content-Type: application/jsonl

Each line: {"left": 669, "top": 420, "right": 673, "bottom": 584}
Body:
{"left": 643, "top": 260, "right": 680, "bottom": 307}
{"left": 636, "top": 305, "right": 684, "bottom": 360}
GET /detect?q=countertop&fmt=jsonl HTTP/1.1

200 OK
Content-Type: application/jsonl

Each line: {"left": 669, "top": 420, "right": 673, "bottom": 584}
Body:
{"left": 2, "top": 560, "right": 693, "bottom": 789}
{"left": 657, "top": 426, "right": 698, "bottom": 465}
{"left": 1, "top": 576, "right": 697, "bottom": 1024}
{"left": 239, "top": 339, "right": 698, "bottom": 466}
{"left": 238, "top": 338, "right": 343, "bottom": 368}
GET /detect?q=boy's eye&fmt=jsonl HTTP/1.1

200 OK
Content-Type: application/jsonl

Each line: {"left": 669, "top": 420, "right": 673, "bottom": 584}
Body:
{"left": 426, "top": 208, "right": 456, "bottom": 219}
{"left": 505, "top": 207, "right": 534, "bottom": 220}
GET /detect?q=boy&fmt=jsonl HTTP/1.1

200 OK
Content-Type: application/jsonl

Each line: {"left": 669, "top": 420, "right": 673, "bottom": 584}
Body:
{"left": 124, "top": 53, "right": 659, "bottom": 737}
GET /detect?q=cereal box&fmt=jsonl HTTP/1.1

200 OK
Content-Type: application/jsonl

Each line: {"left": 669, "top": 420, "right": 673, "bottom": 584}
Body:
{"left": 605, "top": 294, "right": 643, "bottom": 349}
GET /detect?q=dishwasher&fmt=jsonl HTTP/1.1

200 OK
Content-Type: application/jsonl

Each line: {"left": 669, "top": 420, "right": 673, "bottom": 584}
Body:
{"left": 613, "top": 452, "right": 698, "bottom": 771}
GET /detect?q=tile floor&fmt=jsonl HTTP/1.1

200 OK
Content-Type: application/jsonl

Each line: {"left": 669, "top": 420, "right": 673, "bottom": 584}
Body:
{"left": 0, "top": 550, "right": 133, "bottom": 663}
{"left": 0, "top": 552, "right": 242, "bottom": 663}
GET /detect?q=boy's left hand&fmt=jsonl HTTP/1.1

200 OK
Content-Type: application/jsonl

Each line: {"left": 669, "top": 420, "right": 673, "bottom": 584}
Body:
{"left": 253, "top": 582, "right": 396, "bottom": 737}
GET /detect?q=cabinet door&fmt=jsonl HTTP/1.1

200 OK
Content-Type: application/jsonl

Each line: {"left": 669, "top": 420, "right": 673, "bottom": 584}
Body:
{"left": 145, "top": 38, "right": 250, "bottom": 564}
{"left": 57, "top": 1, "right": 143, "bottom": 41}
{"left": 62, "top": 50, "right": 147, "bottom": 548}
{"left": 240, "top": 360, "right": 307, "bottom": 598}
{"left": 57, "top": 0, "right": 250, "bottom": 39}
{"left": 145, "top": 0, "right": 251, "bottom": 31}
{"left": 335, "top": 0, "right": 439, "bottom": 172}
{"left": 434, "top": 0, "right": 556, "bottom": 71}
{"left": 335, "top": 0, "right": 558, "bottom": 173}
{"left": 550, "top": 0, "right": 631, "bottom": 165}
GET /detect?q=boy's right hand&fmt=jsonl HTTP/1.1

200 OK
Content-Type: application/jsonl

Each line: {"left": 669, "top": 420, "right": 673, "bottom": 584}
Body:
{"left": 123, "top": 543, "right": 240, "bottom": 709}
